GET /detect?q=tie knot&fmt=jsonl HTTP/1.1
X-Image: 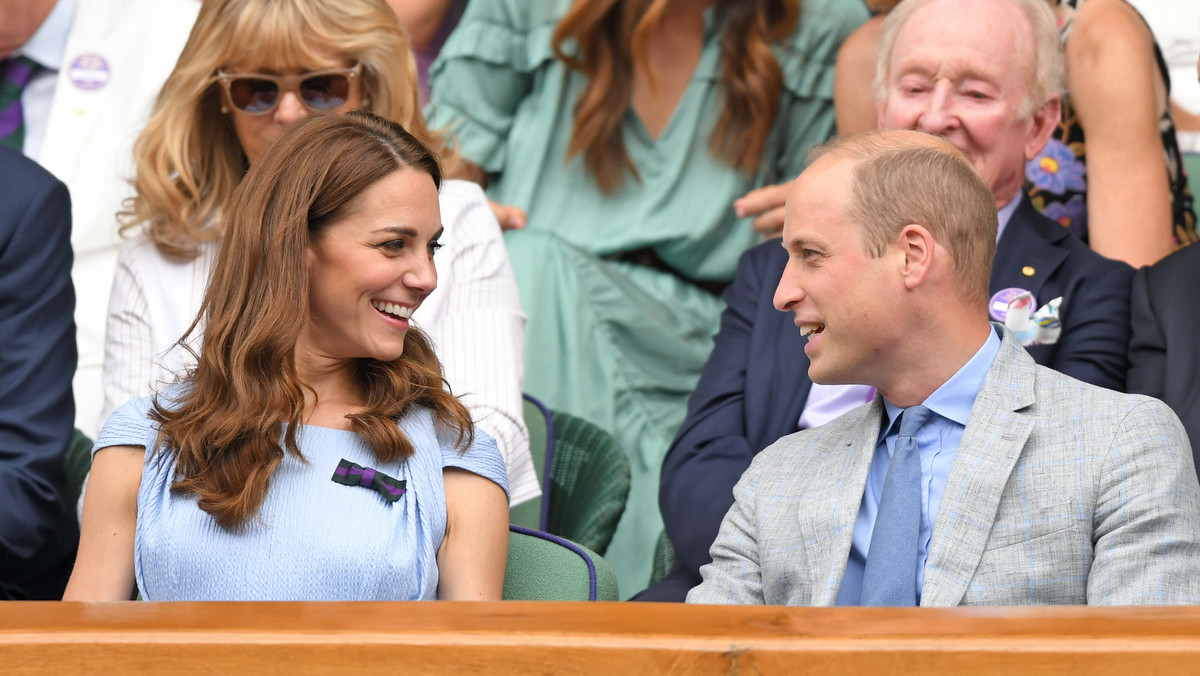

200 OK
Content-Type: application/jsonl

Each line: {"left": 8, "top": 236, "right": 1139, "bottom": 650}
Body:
{"left": 2, "top": 56, "right": 38, "bottom": 89}
{"left": 898, "top": 405, "right": 932, "bottom": 438}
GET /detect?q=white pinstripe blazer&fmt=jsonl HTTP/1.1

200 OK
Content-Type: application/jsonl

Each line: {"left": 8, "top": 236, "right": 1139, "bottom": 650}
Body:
{"left": 689, "top": 330, "right": 1200, "bottom": 606}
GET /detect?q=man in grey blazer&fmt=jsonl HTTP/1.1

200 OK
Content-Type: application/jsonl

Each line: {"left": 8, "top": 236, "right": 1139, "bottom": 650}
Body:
{"left": 689, "top": 130, "right": 1200, "bottom": 607}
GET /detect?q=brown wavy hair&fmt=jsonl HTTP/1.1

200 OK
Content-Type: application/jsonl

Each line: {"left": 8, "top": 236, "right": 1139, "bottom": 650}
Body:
{"left": 121, "top": 0, "right": 462, "bottom": 259}
{"left": 552, "top": 0, "right": 800, "bottom": 192}
{"left": 152, "top": 112, "right": 473, "bottom": 530}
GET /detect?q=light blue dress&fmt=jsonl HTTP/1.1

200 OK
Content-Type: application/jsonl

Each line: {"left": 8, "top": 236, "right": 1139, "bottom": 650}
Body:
{"left": 94, "top": 394, "right": 508, "bottom": 601}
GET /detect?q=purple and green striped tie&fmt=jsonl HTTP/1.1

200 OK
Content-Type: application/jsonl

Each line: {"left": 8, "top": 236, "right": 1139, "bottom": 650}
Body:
{"left": 0, "top": 56, "right": 39, "bottom": 152}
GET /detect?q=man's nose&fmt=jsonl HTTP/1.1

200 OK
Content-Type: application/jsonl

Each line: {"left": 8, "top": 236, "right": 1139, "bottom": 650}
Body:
{"left": 915, "top": 83, "right": 958, "bottom": 134}
{"left": 773, "top": 265, "right": 804, "bottom": 312}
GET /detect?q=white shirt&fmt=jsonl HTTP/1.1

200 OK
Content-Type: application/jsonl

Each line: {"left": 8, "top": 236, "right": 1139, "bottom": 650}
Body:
{"left": 14, "top": 0, "right": 75, "bottom": 161}
{"left": 22, "top": 0, "right": 199, "bottom": 437}
{"left": 99, "top": 179, "right": 540, "bottom": 506}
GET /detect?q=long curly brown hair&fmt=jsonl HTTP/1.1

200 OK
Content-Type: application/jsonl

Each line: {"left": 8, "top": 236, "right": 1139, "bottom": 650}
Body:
{"left": 552, "top": 0, "right": 800, "bottom": 193}
{"left": 152, "top": 112, "right": 473, "bottom": 530}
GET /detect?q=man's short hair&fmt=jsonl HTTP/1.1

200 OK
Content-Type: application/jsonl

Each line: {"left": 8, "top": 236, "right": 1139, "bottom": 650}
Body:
{"left": 873, "top": 0, "right": 1064, "bottom": 118}
{"left": 809, "top": 130, "right": 998, "bottom": 306}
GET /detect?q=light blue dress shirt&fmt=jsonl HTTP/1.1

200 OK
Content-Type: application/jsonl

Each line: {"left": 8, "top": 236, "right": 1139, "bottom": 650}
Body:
{"left": 835, "top": 327, "right": 1003, "bottom": 606}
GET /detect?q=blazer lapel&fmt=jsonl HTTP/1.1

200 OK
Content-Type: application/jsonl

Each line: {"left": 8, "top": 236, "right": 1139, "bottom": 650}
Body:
{"left": 921, "top": 333, "right": 1036, "bottom": 606}
{"left": 990, "top": 197, "right": 1068, "bottom": 313}
{"left": 798, "top": 399, "right": 884, "bottom": 605}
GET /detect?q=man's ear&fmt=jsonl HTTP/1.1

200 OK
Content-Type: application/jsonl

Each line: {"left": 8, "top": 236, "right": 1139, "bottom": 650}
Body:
{"left": 898, "top": 224, "right": 935, "bottom": 290}
{"left": 1024, "top": 94, "right": 1062, "bottom": 160}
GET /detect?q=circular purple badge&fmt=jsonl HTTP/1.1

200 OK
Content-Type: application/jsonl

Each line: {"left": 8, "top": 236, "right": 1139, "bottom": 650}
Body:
{"left": 68, "top": 53, "right": 110, "bottom": 90}
{"left": 988, "top": 287, "right": 1036, "bottom": 323}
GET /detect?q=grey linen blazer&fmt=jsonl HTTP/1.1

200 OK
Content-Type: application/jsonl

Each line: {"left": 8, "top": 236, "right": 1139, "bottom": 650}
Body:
{"left": 689, "top": 330, "right": 1200, "bottom": 606}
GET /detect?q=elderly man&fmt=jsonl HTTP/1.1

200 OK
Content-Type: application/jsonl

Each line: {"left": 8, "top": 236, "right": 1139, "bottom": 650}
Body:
{"left": 641, "top": 0, "right": 1134, "bottom": 602}
{"left": 687, "top": 129, "right": 1200, "bottom": 606}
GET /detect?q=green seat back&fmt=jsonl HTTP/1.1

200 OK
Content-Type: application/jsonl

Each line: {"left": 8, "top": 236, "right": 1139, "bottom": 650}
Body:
{"left": 1184, "top": 154, "right": 1199, "bottom": 211}
{"left": 649, "top": 529, "right": 677, "bottom": 585}
{"left": 508, "top": 395, "right": 551, "bottom": 529}
{"left": 503, "top": 526, "right": 619, "bottom": 601}
{"left": 65, "top": 428, "right": 93, "bottom": 510}
{"left": 544, "top": 410, "right": 630, "bottom": 556}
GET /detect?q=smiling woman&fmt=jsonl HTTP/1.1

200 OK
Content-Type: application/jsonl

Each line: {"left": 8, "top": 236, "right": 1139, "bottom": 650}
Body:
{"left": 63, "top": 113, "right": 510, "bottom": 602}
{"left": 93, "top": 0, "right": 539, "bottom": 512}
{"left": 304, "top": 167, "right": 442, "bottom": 370}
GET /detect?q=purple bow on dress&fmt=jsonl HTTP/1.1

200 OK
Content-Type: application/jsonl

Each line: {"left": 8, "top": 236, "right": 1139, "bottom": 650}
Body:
{"left": 331, "top": 459, "right": 406, "bottom": 503}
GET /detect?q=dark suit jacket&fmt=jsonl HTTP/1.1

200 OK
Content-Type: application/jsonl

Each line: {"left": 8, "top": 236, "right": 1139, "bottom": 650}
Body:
{"left": 0, "top": 147, "right": 78, "bottom": 599}
{"left": 641, "top": 196, "right": 1134, "bottom": 601}
{"left": 1128, "top": 243, "right": 1200, "bottom": 474}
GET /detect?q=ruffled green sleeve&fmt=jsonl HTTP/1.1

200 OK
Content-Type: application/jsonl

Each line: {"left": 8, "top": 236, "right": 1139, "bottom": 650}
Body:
{"left": 426, "top": 0, "right": 566, "bottom": 175}
{"left": 771, "top": 0, "right": 869, "bottom": 182}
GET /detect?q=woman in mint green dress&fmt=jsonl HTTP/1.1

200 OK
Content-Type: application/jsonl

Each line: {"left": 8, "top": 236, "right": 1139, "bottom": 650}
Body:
{"left": 427, "top": 0, "right": 866, "bottom": 593}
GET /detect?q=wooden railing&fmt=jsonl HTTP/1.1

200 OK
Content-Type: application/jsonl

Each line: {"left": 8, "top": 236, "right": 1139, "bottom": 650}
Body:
{"left": 4, "top": 602, "right": 1200, "bottom": 674}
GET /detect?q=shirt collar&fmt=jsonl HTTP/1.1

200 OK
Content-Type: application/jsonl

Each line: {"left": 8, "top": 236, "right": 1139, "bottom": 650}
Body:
{"left": 881, "top": 326, "right": 1003, "bottom": 435}
{"left": 17, "top": 0, "right": 77, "bottom": 71}
{"left": 995, "top": 192, "right": 1021, "bottom": 243}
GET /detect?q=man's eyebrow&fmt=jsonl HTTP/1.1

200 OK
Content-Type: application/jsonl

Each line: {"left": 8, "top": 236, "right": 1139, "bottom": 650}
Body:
{"left": 896, "top": 61, "right": 998, "bottom": 84}
{"left": 895, "top": 62, "right": 934, "bottom": 78}
{"left": 785, "top": 234, "right": 819, "bottom": 251}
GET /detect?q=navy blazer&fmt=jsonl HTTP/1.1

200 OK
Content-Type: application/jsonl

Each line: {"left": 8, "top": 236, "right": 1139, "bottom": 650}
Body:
{"left": 0, "top": 147, "right": 78, "bottom": 599}
{"left": 642, "top": 196, "right": 1133, "bottom": 601}
{"left": 1128, "top": 243, "right": 1200, "bottom": 476}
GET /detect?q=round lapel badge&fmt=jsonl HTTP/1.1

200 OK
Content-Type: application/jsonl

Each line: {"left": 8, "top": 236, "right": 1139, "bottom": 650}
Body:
{"left": 988, "top": 287, "right": 1037, "bottom": 323}
{"left": 68, "top": 53, "right": 110, "bottom": 90}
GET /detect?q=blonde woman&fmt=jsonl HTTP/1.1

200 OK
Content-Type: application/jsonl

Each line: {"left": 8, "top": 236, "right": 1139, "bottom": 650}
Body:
{"left": 96, "top": 0, "right": 538, "bottom": 507}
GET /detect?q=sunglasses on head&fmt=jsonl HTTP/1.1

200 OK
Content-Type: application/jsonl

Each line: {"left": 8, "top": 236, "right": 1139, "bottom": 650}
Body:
{"left": 217, "top": 63, "right": 362, "bottom": 115}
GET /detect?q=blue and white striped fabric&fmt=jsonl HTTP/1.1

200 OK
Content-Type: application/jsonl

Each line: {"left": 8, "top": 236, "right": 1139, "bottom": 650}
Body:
{"left": 93, "top": 393, "right": 508, "bottom": 601}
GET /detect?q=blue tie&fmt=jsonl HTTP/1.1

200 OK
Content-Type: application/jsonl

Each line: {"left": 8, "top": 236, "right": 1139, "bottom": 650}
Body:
{"left": 860, "top": 405, "right": 932, "bottom": 606}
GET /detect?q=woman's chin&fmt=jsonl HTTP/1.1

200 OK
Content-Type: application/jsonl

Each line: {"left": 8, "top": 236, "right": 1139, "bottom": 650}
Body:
{"left": 366, "top": 344, "right": 407, "bottom": 363}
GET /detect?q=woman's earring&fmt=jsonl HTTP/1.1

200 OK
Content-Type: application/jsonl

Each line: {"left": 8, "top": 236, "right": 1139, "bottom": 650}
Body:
{"left": 220, "top": 105, "right": 230, "bottom": 114}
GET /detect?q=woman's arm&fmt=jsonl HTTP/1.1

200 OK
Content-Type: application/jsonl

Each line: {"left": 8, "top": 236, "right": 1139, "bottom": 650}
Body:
{"left": 436, "top": 468, "right": 509, "bottom": 600}
{"left": 62, "top": 445, "right": 143, "bottom": 601}
{"left": 385, "top": 0, "right": 457, "bottom": 51}
{"left": 437, "top": 183, "right": 537, "bottom": 504}
{"left": 834, "top": 14, "right": 887, "bottom": 137}
{"left": 98, "top": 245, "right": 155, "bottom": 432}
{"left": 1067, "top": 0, "right": 1174, "bottom": 266}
